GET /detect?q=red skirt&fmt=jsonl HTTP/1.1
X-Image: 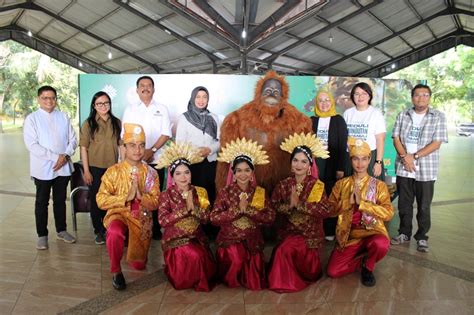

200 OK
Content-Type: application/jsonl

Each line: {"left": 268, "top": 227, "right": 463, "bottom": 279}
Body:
{"left": 216, "top": 242, "right": 266, "bottom": 290}
{"left": 268, "top": 234, "right": 322, "bottom": 293}
{"left": 163, "top": 241, "right": 216, "bottom": 292}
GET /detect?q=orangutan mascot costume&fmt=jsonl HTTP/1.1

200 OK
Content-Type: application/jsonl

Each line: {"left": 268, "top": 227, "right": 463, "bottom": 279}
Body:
{"left": 216, "top": 71, "right": 312, "bottom": 192}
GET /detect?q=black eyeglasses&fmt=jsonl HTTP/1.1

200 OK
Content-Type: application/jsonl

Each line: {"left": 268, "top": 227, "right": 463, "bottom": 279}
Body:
{"left": 95, "top": 102, "right": 111, "bottom": 108}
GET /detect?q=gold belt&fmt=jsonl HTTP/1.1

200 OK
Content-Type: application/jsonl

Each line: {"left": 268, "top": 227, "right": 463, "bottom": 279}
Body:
{"left": 232, "top": 216, "right": 256, "bottom": 230}
{"left": 175, "top": 216, "right": 199, "bottom": 234}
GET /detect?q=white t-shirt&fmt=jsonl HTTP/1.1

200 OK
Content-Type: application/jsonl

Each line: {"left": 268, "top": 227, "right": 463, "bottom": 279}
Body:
{"left": 404, "top": 112, "right": 425, "bottom": 178}
{"left": 343, "top": 106, "right": 386, "bottom": 150}
{"left": 316, "top": 117, "right": 330, "bottom": 149}
{"left": 121, "top": 100, "right": 172, "bottom": 163}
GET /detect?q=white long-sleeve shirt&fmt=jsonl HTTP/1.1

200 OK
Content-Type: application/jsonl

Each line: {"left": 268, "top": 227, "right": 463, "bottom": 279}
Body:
{"left": 175, "top": 113, "right": 221, "bottom": 162}
{"left": 23, "top": 108, "right": 77, "bottom": 180}
{"left": 121, "top": 100, "right": 172, "bottom": 163}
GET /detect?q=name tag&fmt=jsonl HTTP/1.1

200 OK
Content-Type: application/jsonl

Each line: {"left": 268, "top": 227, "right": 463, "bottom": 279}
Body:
{"left": 154, "top": 110, "right": 162, "bottom": 116}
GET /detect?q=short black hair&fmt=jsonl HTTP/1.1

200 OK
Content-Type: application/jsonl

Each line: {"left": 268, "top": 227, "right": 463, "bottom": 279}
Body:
{"left": 350, "top": 82, "right": 373, "bottom": 105}
{"left": 37, "top": 86, "right": 57, "bottom": 97}
{"left": 411, "top": 84, "right": 432, "bottom": 98}
{"left": 136, "top": 76, "right": 154, "bottom": 88}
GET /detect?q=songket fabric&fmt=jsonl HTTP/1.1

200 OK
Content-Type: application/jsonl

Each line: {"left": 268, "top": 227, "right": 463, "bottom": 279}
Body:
{"left": 158, "top": 184, "right": 216, "bottom": 291}
{"left": 327, "top": 175, "right": 393, "bottom": 277}
{"left": 211, "top": 183, "right": 275, "bottom": 290}
{"left": 97, "top": 161, "right": 160, "bottom": 271}
{"left": 268, "top": 176, "right": 333, "bottom": 293}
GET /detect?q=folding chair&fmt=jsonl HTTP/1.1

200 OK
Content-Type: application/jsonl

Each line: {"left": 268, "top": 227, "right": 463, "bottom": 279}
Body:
{"left": 70, "top": 162, "right": 91, "bottom": 237}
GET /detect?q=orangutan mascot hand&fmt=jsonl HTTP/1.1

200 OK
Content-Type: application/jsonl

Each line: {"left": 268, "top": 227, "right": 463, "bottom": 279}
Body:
{"left": 216, "top": 71, "right": 312, "bottom": 192}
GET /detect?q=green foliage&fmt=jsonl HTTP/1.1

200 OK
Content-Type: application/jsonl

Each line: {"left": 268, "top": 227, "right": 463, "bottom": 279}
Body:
{"left": 0, "top": 40, "right": 82, "bottom": 123}
{"left": 385, "top": 45, "right": 473, "bottom": 123}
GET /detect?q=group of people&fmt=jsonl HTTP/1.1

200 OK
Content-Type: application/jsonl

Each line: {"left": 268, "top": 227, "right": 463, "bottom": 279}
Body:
{"left": 23, "top": 74, "right": 447, "bottom": 293}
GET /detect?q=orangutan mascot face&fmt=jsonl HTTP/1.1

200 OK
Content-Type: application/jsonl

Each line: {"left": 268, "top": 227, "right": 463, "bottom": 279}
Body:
{"left": 261, "top": 79, "right": 282, "bottom": 106}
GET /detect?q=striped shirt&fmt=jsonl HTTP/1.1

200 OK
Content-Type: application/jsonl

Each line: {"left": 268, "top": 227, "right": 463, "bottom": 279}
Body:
{"left": 392, "top": 107, "right": 448, "bottom": 181}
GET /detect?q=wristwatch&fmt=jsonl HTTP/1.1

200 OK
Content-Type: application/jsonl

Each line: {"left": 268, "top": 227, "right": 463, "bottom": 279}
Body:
{"left": 375, "top": 160, "right": 383, "bottom": 164}
{"left": 151, "top": 147, "right": 158, "bottom": 153}
{"left": 414, "top": 153, "right": 419, "bottom": 160}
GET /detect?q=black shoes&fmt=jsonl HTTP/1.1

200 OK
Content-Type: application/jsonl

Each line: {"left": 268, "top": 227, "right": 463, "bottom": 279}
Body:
{"left": 361, "top": 265, "right": 376, "bottom": 287}
{"left": 112, "top": 272, "right": 127, "bottom": 290}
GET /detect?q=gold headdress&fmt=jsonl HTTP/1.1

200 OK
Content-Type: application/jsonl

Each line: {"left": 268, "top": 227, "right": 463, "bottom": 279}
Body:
{"left": 280, "top": 132, "right": 329, "bottom": 160}
{"left": 217, "top": 138, "right": 269, "bottom": 166}
{"left": 347, "top": 137, "right": 371, "bottom": 157}
{"left": 123, "top": 123, "right": 145, "bottom": 144}
{"left": 155, "top": 141, "right": 204, "bottom": 170}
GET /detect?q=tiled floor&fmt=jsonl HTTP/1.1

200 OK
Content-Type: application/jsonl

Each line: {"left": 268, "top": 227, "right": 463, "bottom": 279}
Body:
{"left": 0, "top": 132, "right": 473, "bottom": 314}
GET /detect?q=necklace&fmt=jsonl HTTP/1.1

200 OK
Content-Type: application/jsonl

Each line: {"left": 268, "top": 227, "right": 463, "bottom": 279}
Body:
{"left": 181, "top": 191, "right": 189, "bottom": 200}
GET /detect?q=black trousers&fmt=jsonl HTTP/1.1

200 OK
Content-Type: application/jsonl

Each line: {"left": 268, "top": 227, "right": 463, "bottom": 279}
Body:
{"left": 149, "top": 166, "right": 165, "bottom": 235}
{"left": 189, "top": 159, "right": 217, "bottom": 205}
{"left": 89, "top": 166, "right": 107, "bottom": 235}
{"left": 34, "top": 176, "right": 70, "bottom": 237}
{"left": 396, "top": 176, "right": 435, "bottom": 241}
{"left": 189, "top": 160, "right": 218, "bottom": 238}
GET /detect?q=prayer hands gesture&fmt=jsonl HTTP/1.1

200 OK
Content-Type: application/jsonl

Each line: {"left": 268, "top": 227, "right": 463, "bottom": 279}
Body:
{"left": 126, "top": 167, "right": 141, "bottom": 201}
{"left": 350, "top": 182, "right": 361, "bottom": 205}
{"left": 239, "top": 196, "right": 249, "bottom": 214}
{"left": 290, "top": 186, "right": 299, "bottom": 209}
{"left": 185, "top": 190, "right": 194, "bottom": 211}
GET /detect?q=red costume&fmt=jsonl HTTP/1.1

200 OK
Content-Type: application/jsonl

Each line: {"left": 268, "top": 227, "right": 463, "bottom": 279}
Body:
{"left": 216, "top": 71, "right": 312, "bottom": 192}
{"left": 326, "top": 175, "right": 393, "bottom": 278}
{"left": 211, "top": 183, "right": 275, "bottom": 290}
{"left": 158, "top": 185, "right": 216, "bottom": 291}
{"left": 268, "top": 176, "right": 333, "bottom": 293}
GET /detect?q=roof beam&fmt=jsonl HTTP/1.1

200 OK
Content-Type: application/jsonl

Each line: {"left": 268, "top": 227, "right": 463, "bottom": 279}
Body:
{"left": 248, "top": 0, "right": 299, "bottom": 43}
{"left": 404, "top": 0, "right": 437, "bottom": 39}
{"left": 318, "top": 6, "right": 473, "bottom": 74}
{"left": 263, "top": 0, "right": 383, "bottom": 63}
{"left": 358, "top": 30, "right": 474, "bottom": 77}
{"left": 193, "top": 0, "right": 240, "bottom": 39}
{"left": 353, "top": 0, "right": 414, "bottom": 50}
{"left": 0, "top": 25, "right": 113, "bottom": 73}
{"left": 114, "top": 0, "right": 221, "bottom": 64}
{"left": 16, "top": 2, "right": 161, "bottom": 72}
{"left": 247, "top": 0, "right": 329, "bottom": 52}
{"left": 157, "top": 0, "right": 240, "bottom": 51}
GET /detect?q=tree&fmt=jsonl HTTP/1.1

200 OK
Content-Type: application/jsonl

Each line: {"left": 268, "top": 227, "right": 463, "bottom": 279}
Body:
{"left": 385, "top": 45, "right": 473, "bottom": 123}
{"left": 0, "top": 40, "right": 82, "bottom": 132}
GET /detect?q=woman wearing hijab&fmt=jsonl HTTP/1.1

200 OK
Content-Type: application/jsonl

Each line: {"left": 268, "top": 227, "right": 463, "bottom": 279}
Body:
{"left": 176, "top": 86, "right": 221, "bottom": 205}
{"left": 311, "top": 90, "right": 348, "bottom": 241}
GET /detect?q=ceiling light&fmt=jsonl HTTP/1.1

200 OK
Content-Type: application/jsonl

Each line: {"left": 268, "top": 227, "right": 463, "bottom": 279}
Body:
{"left": 214, "top": 52, "right": 227, "bottom": 59}
{"left": 78, "top": 61, "right": 83, "bottom": 67}
{"left": 241, "top": 29, "right": 246, "bottom": 39}
{"left": 164, "top": 29, "right": 171, "bottom": 35}
{"left": 391, "top": 63, "right": 396, "bottom": 69}
{"left": 328, "top": 33, "right": 333, "bottom": 43}
{"left": 108, "top": 51, "right": 112, "bottom": 59}
{"left": 367, "top": 55, "right": 372, "bottom": 62}
{"left": 27, "top": 30, "right": 32, "bottom": 37}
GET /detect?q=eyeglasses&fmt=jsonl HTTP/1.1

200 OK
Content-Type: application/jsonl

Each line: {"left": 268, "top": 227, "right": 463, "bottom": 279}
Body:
{"left": 354, "top": 93, "right": 369, "bottom": 98}
{"left": 414, "top": 93, "right": 430, "bottom": 98}
{"left": 95, "top": 102, "right": 111, "bottom": 108}
{"left": 318, "top": 98, "right": 331, "bottom": 103}
{"left": 40, "top": 96, "right": 56, "bottom": 101}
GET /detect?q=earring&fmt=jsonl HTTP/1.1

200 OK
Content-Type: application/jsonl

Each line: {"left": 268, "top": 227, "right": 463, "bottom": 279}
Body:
{"left": 307, "top": 169, "right": 311, "bottom": 175}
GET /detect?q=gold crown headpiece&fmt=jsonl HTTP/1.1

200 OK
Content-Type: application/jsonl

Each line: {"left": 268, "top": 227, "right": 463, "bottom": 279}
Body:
{"left": 280, "top": 132, "right": 329, "bottom": 160}
{"left": 347, "top": 137, "right": 371, "bottom": 157}
{"left": 155, "top": 141, "right": 205, "bottom": 170}
{"left": 217, "top": 138, "right": 269, "bottom": 166}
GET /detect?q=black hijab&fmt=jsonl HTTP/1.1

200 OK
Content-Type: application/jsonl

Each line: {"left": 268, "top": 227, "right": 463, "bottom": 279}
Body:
{"left": 183, "top": 86, "right": 218, "bottom": 140}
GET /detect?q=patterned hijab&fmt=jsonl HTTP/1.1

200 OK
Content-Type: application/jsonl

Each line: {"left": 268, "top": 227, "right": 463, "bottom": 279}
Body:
{"left": 314, "top": 90, "right": 337, "bottom": 118}
{"left": 183, "top": 86, "right": 218, "bottom": 140}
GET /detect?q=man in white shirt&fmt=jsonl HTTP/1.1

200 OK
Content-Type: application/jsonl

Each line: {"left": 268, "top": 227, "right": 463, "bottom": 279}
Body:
{"left": 121, "top": 76, "right": 171, "bottom": 240}
{"left": 23, "top": 86, "right": 78, "bottom": 250}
